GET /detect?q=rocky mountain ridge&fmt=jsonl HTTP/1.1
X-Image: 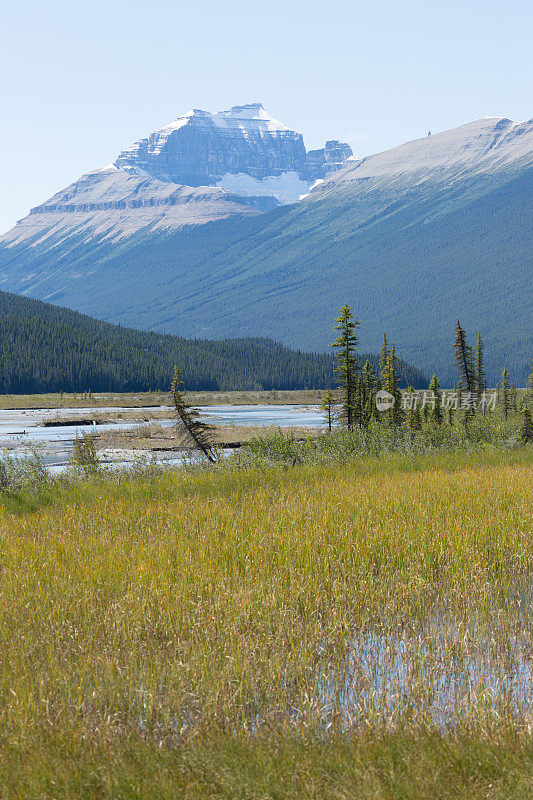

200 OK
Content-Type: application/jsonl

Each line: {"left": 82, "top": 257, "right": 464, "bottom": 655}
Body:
{"left": 115, "top": 103, "right": 352, "bottom": 186}
{"left": 1, "top": 103, "right": 352, "bottom": 245}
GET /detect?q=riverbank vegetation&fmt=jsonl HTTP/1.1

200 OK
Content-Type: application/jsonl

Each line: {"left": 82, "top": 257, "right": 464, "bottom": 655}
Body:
{"left": 0, "top": 388, "right": 346, "bottom": 410}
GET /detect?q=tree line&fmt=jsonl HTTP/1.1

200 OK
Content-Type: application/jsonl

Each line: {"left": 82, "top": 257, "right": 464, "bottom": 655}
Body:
{"left": 170, "top": 307, "right": 533, "bottom": 458}
{"left": 0, "top": 289, "right": 427, "bottom": 394}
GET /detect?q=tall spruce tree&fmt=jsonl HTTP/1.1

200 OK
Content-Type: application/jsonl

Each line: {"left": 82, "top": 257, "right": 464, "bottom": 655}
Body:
{"left": 385, "top": 344, "right": 402, "bottom": 425}
{"left": 379, "top": 333, "right": 389, "bottom": 389}
{"left": 474, "top": 332, "right": 486, "bottom": 397}
{"left": 467, "top": 346, "right": 475, "bottom": 390}
{"left": 355, "top": 359, "right": 377, "bottom": 427}
{"left": 499, "top": 368, "right": 510, "bottom": 420}
{"left": 454, "top": 320, "right": 474, "bottom": 393}
{"left": 331, "top": 305, "right": 360, "bottom": 430}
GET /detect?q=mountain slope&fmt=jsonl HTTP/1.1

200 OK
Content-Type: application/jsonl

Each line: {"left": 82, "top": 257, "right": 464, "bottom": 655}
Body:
{"left": 0, "top": 290, "right": 324, "bottom": 393}
{"left": 0, "top": 116, "right": 531, "bottom": 384}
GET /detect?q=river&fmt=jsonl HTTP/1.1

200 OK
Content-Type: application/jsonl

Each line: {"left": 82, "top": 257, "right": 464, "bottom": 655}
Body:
{"left": 0, "top": 404, "right": 325, "bottom": 472}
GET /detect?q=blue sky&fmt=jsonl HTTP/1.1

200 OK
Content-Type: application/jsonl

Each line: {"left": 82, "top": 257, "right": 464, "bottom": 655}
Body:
{"left": 1, "top": 0, "right": 531, "bottom": 233}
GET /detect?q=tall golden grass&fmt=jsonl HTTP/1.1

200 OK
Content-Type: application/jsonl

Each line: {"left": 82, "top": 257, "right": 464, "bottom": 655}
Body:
{"left": 0, "top": 451, "right": 530, "bottom": 735}
{"left": 0, "top": 450, "right": 531, "bottom": 795}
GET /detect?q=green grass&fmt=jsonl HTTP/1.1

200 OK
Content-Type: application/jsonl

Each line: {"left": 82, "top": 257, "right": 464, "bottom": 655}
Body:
{"left": 0, "top": 448, "right": 531, "bottom": 797}
{"left": 1, "top": 733, "right": 532, "bottom": 799}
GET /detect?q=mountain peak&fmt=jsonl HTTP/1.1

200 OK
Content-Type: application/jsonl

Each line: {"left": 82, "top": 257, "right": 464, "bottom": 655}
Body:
{"left": 211, "top": 103, "right": 289, "bottom": 132}
{"left": 1, "top": 111, "right": 531, "bottom": 386}
{"left": 113, "top": 104, "right": 352, "bottom": 198}
{"left": 316, "top": 114, "right": 533, "bottom": 193}
{"left": 232, "top": 102, "right": 264, "bottom": 109}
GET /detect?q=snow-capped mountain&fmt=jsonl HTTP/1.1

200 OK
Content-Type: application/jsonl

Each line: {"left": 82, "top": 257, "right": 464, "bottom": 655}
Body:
{"left": 0, "top": 113, "right": 531, "bottom": 384}
{"left": 1, "top": 104, "right": 352, "bottom": 246}
{"left": 115, "top": 103, "right": 351, "bottom": 191}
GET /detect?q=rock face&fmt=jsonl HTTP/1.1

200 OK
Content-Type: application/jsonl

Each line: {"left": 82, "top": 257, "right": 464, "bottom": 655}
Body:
{"left": 1, "top": 103, "right": 353, "bottom": 247}
{"left": 1, "top": 166, "right": 271, "bottom": 247}
{"left": 115, "top": 104, "right": 352, "bottom": 191}
{"left": 305, "top": 140, "right": 355, "bottom": 180}
{"left": 116, "top": 104, "right": 307, "bottom": 184}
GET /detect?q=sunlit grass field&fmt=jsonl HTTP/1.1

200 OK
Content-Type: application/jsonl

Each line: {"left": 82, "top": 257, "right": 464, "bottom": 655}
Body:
{"left": 0, "top": 449, "right": 531, "bottom": 798}
{"left": 0, "top": 388, "right": 325, "bottom": 409}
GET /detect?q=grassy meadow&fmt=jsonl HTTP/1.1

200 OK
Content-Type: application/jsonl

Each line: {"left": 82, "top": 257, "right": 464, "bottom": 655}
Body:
{"left": 0, "top": 444, "right": 531, "bottom": 798}
{"left": 0, "top": 388, "right": 326, "bottom": 410}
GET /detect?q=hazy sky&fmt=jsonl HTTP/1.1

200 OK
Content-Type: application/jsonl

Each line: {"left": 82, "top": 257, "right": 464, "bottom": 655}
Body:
{"left": 1, "top": 0, "right": 531, "bottom": 233}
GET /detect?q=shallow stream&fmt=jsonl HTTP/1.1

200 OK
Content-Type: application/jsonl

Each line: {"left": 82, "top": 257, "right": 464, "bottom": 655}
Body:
{"left": 0, "top": 404, "right": 324, "bottom": 472}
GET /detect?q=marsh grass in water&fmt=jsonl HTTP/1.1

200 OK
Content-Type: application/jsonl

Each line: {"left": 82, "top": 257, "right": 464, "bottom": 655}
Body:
{"left": 0, "top": 444, "right": 531, "bottom": 796}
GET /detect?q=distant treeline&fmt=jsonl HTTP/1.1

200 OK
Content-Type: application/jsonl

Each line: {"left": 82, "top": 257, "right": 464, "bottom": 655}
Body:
{"left": 0, "top": 291, "right": 426, "bottom": 393}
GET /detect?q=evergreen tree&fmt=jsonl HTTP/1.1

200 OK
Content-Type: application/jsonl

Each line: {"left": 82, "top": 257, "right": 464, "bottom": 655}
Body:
{"left": 454, "top": 320, "right": 473, "bottom": 392}
{"left": 171, "top": 366, "right": 216, "bottom": 462}
{"left": 361, "top": 359, "right": 377, "bottom": 425}
{"left": 467, "top": 346, "right": 475, "bottom": 390}
{"left": 0, "top": 290, "right": 429, "bottom": 394}
{"left": 520, "top": 407, "right": 533, "bottom": 443}
{"left": 499, "top": 368, "right": 510, "bottom": 420}
{"left": 379, "top": 333, "right": 389, "bottom": 389}
{"left": 447, "top": 401, "right": 454, "bottom": 426}
{"left": 331, "top": 305, "right": 360, "bottom": 430}
{"left": 474, "top": 332, "right": 486, "bottom": 397}
{"left": 354, "top": 359, "right": 377, "bottom": 427}
{"left": 428, "top": 373, "right": 443, "bottom": 425}
{"left": 385, "top": 344, "right": 402, "bottom": 424}
{"left": 510, "top": 383, "right": 517, "bottom": 412}
{"left": 320, "top": 390, "right": 336, "bottom": 433}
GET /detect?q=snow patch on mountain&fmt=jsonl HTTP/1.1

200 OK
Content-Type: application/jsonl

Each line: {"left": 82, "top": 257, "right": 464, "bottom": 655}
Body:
{"left": 211, "top": 103, "right": 289, "bottom": 133}
{"left": 217, "top": 170, "right": 310, "bottom": 205}
{"left": 114, "top": 104, "right": 353, "bottom": 190}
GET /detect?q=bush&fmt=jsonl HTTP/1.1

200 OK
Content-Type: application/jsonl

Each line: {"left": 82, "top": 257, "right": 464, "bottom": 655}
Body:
{"left": 0, "top": 449, "right": 49, "bottom": 493}
{"left": 69, "top": 434, "right": 100, "bottom": 477}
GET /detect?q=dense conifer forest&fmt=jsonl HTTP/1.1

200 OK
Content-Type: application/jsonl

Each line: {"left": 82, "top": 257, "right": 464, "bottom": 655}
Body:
{"left": 0, "top": 290, "right": 427, "bottom": 394}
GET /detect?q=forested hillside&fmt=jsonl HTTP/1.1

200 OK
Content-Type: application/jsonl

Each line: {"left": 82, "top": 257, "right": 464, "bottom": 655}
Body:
{"left": 2, "top": 169, "right": 530, "bottom": 386}
{"left": 0, "top": 291, "right": 426, "bottom": 394}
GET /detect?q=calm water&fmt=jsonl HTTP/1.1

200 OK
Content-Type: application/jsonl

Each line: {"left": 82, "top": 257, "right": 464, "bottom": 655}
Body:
{"left": 197, "top": 404, "right": 325, "bottom": 427}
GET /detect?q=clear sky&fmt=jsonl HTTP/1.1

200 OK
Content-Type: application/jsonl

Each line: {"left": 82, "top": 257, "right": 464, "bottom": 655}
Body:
{"left": 1, "top": 0, "right": 531, "bottom": 234}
